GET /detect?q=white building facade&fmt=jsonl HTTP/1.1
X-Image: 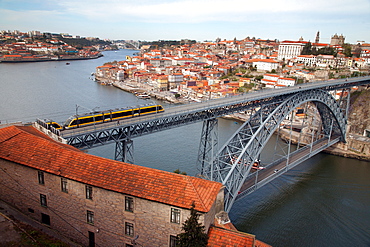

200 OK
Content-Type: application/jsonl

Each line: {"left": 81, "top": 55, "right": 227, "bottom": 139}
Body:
{"left": 278, "top": 41, "right": 306, "bottom": 61}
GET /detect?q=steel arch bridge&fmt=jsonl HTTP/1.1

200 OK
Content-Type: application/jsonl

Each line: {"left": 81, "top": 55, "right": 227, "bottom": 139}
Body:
{"left": 198, "top": 89, "right": 347, "bottom": 212}
{"left": 50, "top": 76, "right": 370, "bottom": 212}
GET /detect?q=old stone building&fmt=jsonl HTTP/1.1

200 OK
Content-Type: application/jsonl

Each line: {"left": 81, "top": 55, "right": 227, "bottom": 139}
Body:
{"left": 0, "top": 125, "right": 270, "bottom": 247}
{"left": 330, "top": 34, "right": 345, "bottom": 46}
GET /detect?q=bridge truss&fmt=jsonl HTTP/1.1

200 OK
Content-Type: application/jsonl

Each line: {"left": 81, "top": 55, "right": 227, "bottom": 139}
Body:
{"left": 58, "top": 77, "right": 369, "bottom": 212}
{"left": 198, "top": 89, "right": 349, "bottom": 212}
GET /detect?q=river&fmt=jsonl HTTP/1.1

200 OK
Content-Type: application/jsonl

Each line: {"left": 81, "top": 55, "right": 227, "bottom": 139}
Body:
{"left": 0, "top": 49, "right": 369, "bottom": 247}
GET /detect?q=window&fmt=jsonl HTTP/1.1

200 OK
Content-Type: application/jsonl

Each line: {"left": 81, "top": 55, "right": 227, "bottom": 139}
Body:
{"left": 170, "top": 208, "right": 180, "bottom": 224}
{"left": 61, "top": 178, "right": 68, "bottom": 193}
{"left": 88, "top": 231, "right": 95, "bottom": 247}
{"left": 86, "top": 185, "right": 93, "bottom": 200}
{"left": 170, "top": 235, "right": 178, "bottom": 247}
{"left": 125, "top": 196, "right": 133, "bottom": 212}
{"left": 38, "top": 171, "right": 44, "bottom": 185}
{"left": 40, "top": 194, "right": 47, "bottom": 207}
{"left": 87, "top": 210, "right": 94, "bottom": 225}
{"left": 41, "top": 213, "right": 50, "bottom": 225}
{"left": 125, "top": 222, "right": 134, "bottom": 236}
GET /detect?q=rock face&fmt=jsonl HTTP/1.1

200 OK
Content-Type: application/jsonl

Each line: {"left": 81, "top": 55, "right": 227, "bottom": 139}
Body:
{"left": 294, "top": 86, "right": 370, "bottom": 161}
{"left": 347, "top": 88, "right": 370, "bottom": 136}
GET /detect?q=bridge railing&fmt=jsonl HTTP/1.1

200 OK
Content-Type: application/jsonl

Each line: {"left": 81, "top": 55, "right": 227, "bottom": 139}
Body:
{"left": 235, "top": 136, "right": 341, "bottom": 200}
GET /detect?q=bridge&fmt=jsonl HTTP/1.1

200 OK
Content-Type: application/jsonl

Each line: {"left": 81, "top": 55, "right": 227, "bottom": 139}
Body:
{"left": 41, "top": 76, "right": 370, "bottom": 212}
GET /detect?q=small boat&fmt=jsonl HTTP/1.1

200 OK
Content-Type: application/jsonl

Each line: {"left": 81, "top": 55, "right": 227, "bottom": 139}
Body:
{"left": 136, "top": 94, "right": 151, "bottom": 99}
{"left": 66, "top": 62, "right": 70, "bottom": 65}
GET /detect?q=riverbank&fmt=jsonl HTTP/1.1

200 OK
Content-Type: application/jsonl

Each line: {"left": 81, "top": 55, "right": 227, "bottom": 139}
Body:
{"left": 0, "top": 54, "right": 103, "bottom": 63}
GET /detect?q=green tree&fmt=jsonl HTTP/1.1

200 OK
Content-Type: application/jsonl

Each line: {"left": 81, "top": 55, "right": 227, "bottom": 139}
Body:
{"left": 176, "top": 203, "right": 208, "bottom": 247}
{"left": 254, "top": 75, "right": 263, "bottom": 81}
{"left": 343, "top": 43, "right": 352, "bottom": 57}
{"left": 301, "top": 42, "right": 312, "bottom": 55}
{"left": 174, "top": 169, "right": 187, "bottom": 175}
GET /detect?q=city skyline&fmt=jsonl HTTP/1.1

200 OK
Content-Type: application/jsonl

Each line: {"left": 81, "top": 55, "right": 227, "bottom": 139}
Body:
{"left": 1, "top": 0, "right": 369, "bottom": 43}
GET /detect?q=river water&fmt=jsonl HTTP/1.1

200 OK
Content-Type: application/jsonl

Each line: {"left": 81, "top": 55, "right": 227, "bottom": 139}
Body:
{"left": 1, "top": 50, "right": 369, "bottom": 247}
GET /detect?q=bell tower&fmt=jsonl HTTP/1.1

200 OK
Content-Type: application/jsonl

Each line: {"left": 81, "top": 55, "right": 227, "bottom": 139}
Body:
{"left": 315, "top": 31, "right": 320, "bottom": 43}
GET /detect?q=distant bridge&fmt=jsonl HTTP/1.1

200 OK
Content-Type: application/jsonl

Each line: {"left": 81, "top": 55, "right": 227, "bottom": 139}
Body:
{"left": 114, "top": 40, "right": 140, "bottom": 50}
{"left": 48, "top": 76, "right": 370, "bottom": 212}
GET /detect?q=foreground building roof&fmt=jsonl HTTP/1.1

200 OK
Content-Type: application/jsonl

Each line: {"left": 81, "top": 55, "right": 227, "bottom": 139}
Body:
{"left": 0, "top": 125, "right": 223, "bottom": 212}
{"left": 207, "top": 225, "right": 271, "bottom": 247}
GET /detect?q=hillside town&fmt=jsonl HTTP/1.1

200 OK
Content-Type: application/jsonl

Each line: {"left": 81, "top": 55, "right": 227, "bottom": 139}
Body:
{"left": 1, "top": 29, "right": 370, "bottom": 247}
{"left": 0, "top": 30, "right": 117, "bottom": 62}
{"left": 95, "top": 33, "right": 370, "bottom": 103}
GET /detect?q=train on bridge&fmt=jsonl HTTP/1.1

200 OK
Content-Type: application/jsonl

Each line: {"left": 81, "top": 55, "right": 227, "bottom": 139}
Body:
{"left": 46, "top": 104, "right": 164, "bottom": 130}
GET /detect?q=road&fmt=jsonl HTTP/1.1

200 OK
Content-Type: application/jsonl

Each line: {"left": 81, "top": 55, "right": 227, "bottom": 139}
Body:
{"left": 238, "top": 136, "right": 339, "bottom": 197}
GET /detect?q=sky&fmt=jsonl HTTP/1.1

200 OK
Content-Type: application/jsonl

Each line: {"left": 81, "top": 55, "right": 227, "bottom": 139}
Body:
{"left": 1, "top": 0, "right": 369, "bottom": 43}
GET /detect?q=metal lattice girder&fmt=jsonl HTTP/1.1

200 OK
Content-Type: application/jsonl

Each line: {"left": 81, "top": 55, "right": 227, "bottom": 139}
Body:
{"left": 197, "top": 118, "right": 218, "bottom": 177}
{"left": 115, "top": 139, "right": 134, "bottom": 164}
{"left": 206, "top": 89, "right": 347, "bottom": 212}
{"left": 63, "top": 77, "right": 369, "bottom": 150}
{"left": 66, "top": 98, "right": 274, "bottom": 149}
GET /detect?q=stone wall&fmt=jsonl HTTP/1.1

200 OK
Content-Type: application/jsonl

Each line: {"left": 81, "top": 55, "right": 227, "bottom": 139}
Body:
{"left": 0, "top": 159, "right": 219, "bottom": 246}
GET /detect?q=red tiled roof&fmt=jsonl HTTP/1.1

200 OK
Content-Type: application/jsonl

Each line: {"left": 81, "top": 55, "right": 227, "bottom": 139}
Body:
{"left": 207, "top": 226, "right": 256, "bottom": 247}
{"left": 0, "top": 126, "right": 223, "bottom": 212}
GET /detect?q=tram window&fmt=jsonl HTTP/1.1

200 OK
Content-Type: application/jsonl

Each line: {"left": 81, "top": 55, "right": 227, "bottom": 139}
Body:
{"left": 140, "top": 108, "right": 148, "bottom": 114}
{"left": 94, "top": 115, "right": 103, "bottom": 122}
{"left": 79, "top": 117, "right": 94, "bottom": 124}
{"left": 69, "top": 119, "right": 78, "bottom": 126}
{"left": 140, "top": 107, "right": 155, "bottom": 114}
{"left": 103, "top": 113, "right": 111, "bottom": 120}
{"left": 48, "top": 122, "right": 61, "bottom": 129}
{"left": 112, "top": 111, "right": 131, "bottom": 118}
{"left": 111, "top": 112, "right": 120, "bottom": 119}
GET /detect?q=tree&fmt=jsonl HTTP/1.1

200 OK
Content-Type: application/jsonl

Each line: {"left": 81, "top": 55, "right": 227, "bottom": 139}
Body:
{"left": 301, "top": 42, "right": 312, "bottom": 55}
{"left": 176, "top": 203, "right": 208, "bottom": 247}
{"left": 343, "top": 43, "right": 352, "bottom": 57}
{"left": 174, "top": 169, "right": 187, "bottom": 175}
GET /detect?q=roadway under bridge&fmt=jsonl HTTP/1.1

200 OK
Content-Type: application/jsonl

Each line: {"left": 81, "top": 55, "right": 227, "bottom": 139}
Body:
{"left": 47, "top": 76, "right": 370, "bottom": 212}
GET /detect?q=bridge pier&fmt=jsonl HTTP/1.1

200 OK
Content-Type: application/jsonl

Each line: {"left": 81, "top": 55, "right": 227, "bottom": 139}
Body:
{"left": 115, "top": 139, "right": 135, "bottom": 164}
{"left": 197, "top": 118, "right": 218, "bottom": 178}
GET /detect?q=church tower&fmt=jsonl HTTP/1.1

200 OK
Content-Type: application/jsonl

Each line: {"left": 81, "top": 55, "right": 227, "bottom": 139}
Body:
{"left": 330, "top": 34, "right": 339, "bottom": 45}
{"left": 338, "top": 34, "right": 345, "bottom": 45}
{"left": 315, "top": 31, "right": 320, "bottom": 44}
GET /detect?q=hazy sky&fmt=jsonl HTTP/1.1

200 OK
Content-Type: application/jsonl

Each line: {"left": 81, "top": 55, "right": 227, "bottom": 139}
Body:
{"left": 1, "top": 0, "right": 369, "bottom": 43}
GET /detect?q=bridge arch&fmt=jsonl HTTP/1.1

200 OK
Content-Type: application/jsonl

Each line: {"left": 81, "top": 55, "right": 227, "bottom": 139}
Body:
{"left": 202, "top": 89, "right": 347, "bottom": 212}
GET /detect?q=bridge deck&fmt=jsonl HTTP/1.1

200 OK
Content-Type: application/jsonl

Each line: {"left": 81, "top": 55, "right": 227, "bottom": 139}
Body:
{"left": 60, "top": 76, "right": 370, "bottom": 141}
{"left": 236, "top": 136, "right": 340, "bottom": 199}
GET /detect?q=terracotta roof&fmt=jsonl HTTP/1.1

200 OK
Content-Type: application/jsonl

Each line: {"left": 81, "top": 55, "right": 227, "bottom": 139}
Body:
{"left": 0, "top": 125, "right": 223, "bottom": 212}
{"left": 207, "top": 226, "right": 256, "bottom": 247}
